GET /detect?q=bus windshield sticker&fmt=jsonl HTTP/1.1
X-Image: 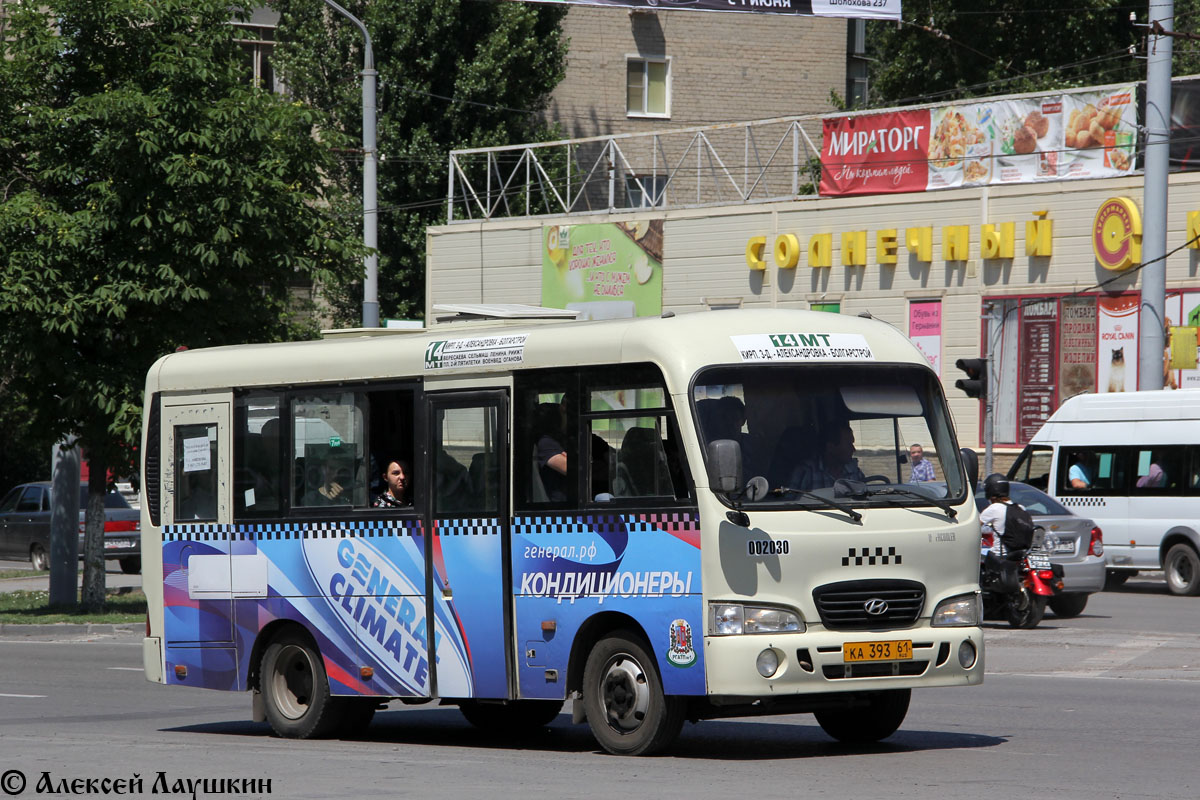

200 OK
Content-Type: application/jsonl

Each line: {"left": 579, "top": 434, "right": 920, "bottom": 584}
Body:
{"left": 731, "top": 333, "right": 875, "bottom": 363}
{"left": 424, "top": 334, "right": 528, "bottom": 371}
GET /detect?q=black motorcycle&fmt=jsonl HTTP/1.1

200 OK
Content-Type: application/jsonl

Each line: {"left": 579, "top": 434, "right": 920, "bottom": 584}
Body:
{"left": 981, "top": 526, "right": 1065, "bottom": 628}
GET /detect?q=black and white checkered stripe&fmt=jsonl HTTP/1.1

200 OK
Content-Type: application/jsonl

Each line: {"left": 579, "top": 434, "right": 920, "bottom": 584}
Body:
{"left": 1061, "top": 496, "right": 1107, "bottom": 508}
{"left": 162, "top": 519, "right": 419, "bottom": 542}
{"left": 842, "top": 546, "right": 902, "bottom": 566}
{"left": 435, "top": 518, "right": 501, "bottom": 536}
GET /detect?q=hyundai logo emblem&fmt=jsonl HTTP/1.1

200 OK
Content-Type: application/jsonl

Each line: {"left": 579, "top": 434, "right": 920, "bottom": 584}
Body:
{"left": 864, "top": 598, "right": 888, "bottom": 616}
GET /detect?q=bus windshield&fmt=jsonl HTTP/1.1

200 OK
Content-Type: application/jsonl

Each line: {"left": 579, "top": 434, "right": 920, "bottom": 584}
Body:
{"left": 694, "top": 364, "right": 965, "bottom": 508}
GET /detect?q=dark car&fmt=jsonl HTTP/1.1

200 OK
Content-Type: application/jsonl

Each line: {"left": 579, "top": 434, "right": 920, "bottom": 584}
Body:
{"left": 0, "top": 482, "right": 141, "bottom": 573}
{"left": 975, "top": 480, "right": 1104, "bottom": 617}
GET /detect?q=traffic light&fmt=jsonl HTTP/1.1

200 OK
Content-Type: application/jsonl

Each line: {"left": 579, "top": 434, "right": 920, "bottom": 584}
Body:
{"left": 955, "top": 357, "right": 987, "bottom": 398}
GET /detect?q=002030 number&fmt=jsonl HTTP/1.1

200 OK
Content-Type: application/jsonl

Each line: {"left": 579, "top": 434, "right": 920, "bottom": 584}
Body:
{"left": 747, "top": 539, "right": 789, "bottom": 556}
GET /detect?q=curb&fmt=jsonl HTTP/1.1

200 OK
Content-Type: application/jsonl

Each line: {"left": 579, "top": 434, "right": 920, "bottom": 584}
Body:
{"left": 0, "top": 622, "right": 142, "bottom": 637}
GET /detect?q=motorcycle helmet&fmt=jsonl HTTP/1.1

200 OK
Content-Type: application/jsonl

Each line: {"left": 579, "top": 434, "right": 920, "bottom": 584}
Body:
{"left": 983, "top": 473, "right": 1009, "bottom": 499}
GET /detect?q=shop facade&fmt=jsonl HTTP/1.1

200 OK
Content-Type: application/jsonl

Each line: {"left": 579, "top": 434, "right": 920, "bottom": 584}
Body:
{"left": 427, "top": 170, "right": 1200, "bottom": 456}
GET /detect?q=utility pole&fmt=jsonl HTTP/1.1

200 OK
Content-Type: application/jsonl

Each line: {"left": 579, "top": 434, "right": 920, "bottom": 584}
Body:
{"left": 1139, "top": 1, "right": 1172, "bottom": 389}
{"left": 48, "top": 437, "right": 80, "bottom": 607}
{"left": 324, "top": 0, "right": 379, "bottom": 328}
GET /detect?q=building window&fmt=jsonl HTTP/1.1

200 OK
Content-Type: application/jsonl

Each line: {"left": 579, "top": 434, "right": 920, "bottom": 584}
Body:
{"left": 625, "top": 175, "right": 666, "bottom": 208}
{"left": 232, "top": 24, "right": 280, "bottom": 93}
{"left": 845, "top": 19, "right": 870, "bottom": 108}
{"left": 626, "top": 57, "right": 670, "bottom": 118}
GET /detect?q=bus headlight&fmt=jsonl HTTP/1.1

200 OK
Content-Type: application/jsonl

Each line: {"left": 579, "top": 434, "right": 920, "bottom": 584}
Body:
{"left": 931, "top": 593, "right": 981, "bottom": 627}
{"left": 710, "top": 603, "right": 804, "bottom": 635}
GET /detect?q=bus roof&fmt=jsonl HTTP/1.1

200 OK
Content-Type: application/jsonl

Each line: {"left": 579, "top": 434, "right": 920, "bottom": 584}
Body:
{"left": 146, "top": 309, "right": 932, "bottom": 395}
{"left": 1045, "top": 388, "right": 1200, "bottom": 424}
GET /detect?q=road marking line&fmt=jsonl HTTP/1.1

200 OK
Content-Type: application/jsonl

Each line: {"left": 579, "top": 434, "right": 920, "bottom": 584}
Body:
{"left": 0, "top": 693, "right": 47, "bottom": 698}
{"left": 106, "top": 667, "right": 143, "bottom": 671}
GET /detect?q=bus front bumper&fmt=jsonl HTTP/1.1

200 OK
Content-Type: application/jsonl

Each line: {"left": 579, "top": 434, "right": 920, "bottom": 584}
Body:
{"left": 703, "top": 626, "right": 984, "bottom": 697}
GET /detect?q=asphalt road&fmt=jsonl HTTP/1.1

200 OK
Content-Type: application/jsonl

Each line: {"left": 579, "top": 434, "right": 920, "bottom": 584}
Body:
{"left": 0, "top": 579, "right": 1197, "bottom": 800}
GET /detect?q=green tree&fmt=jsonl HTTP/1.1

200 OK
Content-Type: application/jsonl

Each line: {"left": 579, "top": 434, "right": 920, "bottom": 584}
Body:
{"left": 868, "top": 1, "right": 1200, "bottom": 107}
{"left": 0, "top": 0, "right": 361, "bottom": 610}
{"left": 271, "top": 0, "right": 569, "bottom": 324}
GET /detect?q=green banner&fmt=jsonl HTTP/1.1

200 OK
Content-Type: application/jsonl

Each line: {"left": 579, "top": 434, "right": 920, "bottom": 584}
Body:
{"left": 542, "top": 221, "right": 664, "bottom": 319}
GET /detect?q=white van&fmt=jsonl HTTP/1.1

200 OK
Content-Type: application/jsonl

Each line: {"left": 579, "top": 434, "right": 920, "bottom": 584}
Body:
{"left": 1008, "top": 390, "right": 1200, "bottom": 596}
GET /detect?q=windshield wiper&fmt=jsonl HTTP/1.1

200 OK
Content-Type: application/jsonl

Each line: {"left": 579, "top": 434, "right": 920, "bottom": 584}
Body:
{"left": 770, "top": 486, "right": 862, "bottom": 522}
{"left": 861, "top": 486, "right": 958, "bottom": 519}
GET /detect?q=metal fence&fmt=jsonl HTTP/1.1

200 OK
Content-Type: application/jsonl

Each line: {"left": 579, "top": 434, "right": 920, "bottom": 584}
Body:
{"left": 446, "top": 116, "right": 824, "bottom": 222}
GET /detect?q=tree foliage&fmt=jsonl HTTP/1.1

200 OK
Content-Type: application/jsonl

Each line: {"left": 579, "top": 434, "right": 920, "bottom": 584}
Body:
{"left": 0, "top": 0, "right": 361, "bottom": 606}
{"left": 271, "top": 0, "right": 569, "bottom": 324}
{"left": 868, "top": 1, "right": 1200, "bottom": 107}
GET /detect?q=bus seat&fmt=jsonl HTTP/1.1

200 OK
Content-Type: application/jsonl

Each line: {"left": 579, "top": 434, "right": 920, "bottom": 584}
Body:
{"left": 617, "top": 426, "right": 671, "bottom": 497}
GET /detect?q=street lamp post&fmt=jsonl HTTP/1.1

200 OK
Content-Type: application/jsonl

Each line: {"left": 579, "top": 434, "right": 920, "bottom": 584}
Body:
{"left": 323, "top": 0, "right": 378, "bottom": 328}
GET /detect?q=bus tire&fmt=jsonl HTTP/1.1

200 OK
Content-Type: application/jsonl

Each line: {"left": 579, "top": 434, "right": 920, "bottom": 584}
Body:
{"left": 582, "top": 631, "right": 684, "bottom": 756}
{"left": 1164, "top": 543, "right": 1200, "bottom": 596}
{"left": 260, "top": 631, "right": 342, "bottom": 739}
{"left": 459, "top": 699, "right": 564, "bottom": 733}
{"left": 815, "top": 688, "right": 910, "bottom": 744}
{"left": 1048, "top": 592, "right": 1088, "bottom": 618}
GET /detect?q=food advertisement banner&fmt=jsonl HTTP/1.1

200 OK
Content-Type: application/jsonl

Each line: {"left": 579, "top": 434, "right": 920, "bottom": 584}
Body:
{"left": 542, "top": 221, "right": 663, "bottom": 319}
{"left": 821, "top": 85, "right": 1137, "bottom": 196}
{"left": 507, "top": 0, "right": 901, "bottom": 19}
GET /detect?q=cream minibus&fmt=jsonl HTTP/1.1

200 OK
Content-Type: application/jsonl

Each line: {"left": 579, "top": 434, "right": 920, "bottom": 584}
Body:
{"left": 140, "top": 307, "right": 983, "bottom": 755}
{"left": 1008, "top": 389, "right": 1200, "bottom": 596}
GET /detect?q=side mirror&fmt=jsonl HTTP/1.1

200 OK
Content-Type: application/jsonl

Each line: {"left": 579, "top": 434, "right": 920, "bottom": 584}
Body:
{"left": 706, "top": 439, "right": 743, "bottom": 494}
{"left": 960, "top": 447, "right": 979, "bottom": 490}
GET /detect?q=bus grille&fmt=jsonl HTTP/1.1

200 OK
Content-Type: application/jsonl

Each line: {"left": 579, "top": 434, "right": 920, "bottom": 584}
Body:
{"left": 812, "top": 579, "right": 925, "bottom": 630}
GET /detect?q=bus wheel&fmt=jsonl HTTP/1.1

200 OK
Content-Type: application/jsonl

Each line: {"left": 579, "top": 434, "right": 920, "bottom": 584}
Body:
{"left": 582, "top": 631, "right": 684, "bottom": 756}
{"left": 815, "top": 689, "right": 910, "bottom": 744}
{"left": 459, "top": 699, "right": 564, "bottom": 733}
{"left": 260, "top": 631, "right": 341, "bottom": 739}
{"left": 29, "top": 544, "right": 48, "bottom": 572}
{"left": 1164, "top": 544, "right": 1200, "bottom": 596}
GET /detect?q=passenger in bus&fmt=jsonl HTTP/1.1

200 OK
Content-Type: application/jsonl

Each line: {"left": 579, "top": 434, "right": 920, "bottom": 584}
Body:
{"left": 534, "top": 402, "right": 569, "bottom": 502}
{"left": 1136, "top": 454, "right": 1166, "bottom": 488}
{"left": 303, "top": 460, "right": 350, "bottom": 505}
{"left": 789, "top": 421, "right": 866, "bottom": 491}
{"left": 1068, "top": 452, "right": 1092, "bottom": 489}
{"left": 374, "top": 458, "right": 411, "bottom": 507}
{"left": 908, "top": 443, "right": 936, "bottom": 483}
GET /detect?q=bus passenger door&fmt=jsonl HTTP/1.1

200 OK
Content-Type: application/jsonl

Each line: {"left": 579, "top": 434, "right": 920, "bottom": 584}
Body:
{"left": 425, "top": 392, "right": 512, "bottom": 699}
{"left": 159, "top": 401, "right": 238, "bottom": 689}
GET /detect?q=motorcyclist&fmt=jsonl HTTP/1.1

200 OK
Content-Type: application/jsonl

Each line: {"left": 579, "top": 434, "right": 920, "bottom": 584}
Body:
{"left": 979, "top": 473, "right": 1012, "bottom": 558}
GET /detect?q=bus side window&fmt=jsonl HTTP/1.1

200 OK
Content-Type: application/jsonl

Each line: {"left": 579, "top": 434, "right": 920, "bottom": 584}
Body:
{"left": 235, "top": 393, "right": 282, "bottom": 516}
{"left": 514, "top": 376, "right": 579, "bottom": 509}
{"left": 292, "top": 392, "right": 368, "bottom": 509}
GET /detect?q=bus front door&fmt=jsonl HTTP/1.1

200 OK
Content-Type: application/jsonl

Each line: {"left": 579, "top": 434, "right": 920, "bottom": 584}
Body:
{"left": 425, "top": 392, "right": 512, "bottom": 699}
{"left": 159, "top": 400, "right": 238, "bottom": 689}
